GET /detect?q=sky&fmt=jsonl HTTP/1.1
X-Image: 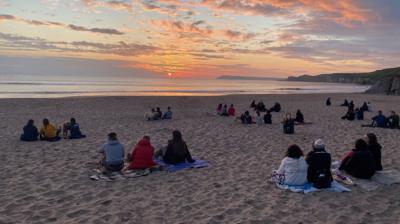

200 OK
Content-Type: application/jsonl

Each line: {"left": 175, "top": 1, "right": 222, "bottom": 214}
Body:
{"left": 0, "top": 0, "right": 400, "bottom": 78}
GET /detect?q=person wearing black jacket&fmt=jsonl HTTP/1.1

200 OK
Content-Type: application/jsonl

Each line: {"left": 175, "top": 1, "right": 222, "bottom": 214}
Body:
{"left": 326, "top": 97, "right": 331, "bottom": 106}
{"left": 339, "top": 139, "right": 376, "bottom": 179}
{"left": 264, "top": 110, "right": 272, "bottom": 124}
{"left": 365, "top": 133, "right": 383, "bottom": 171}
{"left": 163, "top": 130, "right": 195, "bottom": 164}
{"left": 305, "top": 139, "right": 333, "bottom": 189}
{"left": 295, "top": 109, "right": 304, "bottom": 123}
{"left": 20, "top": 119, "right": 39, "bottom": 141}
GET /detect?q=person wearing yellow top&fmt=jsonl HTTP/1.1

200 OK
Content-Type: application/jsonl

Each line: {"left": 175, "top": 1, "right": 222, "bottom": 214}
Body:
{"left": 40, "top": 118, "right": 61, "bottom": 141}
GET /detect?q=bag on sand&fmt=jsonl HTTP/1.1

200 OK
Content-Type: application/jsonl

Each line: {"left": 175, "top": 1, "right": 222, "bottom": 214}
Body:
{"left": 314, "top": 169, "right": 331, "bottom": 189}
{"left": 283, "top": 113, "right": 295, "bottom": 134}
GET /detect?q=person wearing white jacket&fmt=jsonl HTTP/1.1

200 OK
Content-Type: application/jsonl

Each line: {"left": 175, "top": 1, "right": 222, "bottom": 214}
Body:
{"left": 277, "top": 145, "right": 308, "bottom": 185}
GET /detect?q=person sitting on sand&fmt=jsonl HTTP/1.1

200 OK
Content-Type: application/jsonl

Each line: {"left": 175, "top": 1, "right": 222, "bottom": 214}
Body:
{"left": 162, "top": 106, "right": 173, "bottom": 120}
{"left": 155, "top": 107, "right": 163, "bottom": 120}
{"left": 256, "top": 111, "right": 263, "bottom": 126}
{"left": 365, "top": 133, "right": 382, "bottom": 171}
{"left": 220, "top": 104, "right": 229, "bottom": 116}
{"left": 276, "top": 145, "right": 308, "bottom": 185}
{"left": 361, "top": 102, "right": 369, "bottom": 112}
{"left": 145, "top": 108, "right": 157, "bottom": 121}
{"left": 158, "top": 130, "right": 195, "bottom": 164}
{"left": 340, "top": 99, "right": 349, "bottom": 107}
{"left": 63, "top": 118, "right": 86, "bottom": 139}
{"left": 270, "top": 102, "right": 281, "bottom": 112}
{"left": 98, "top": 132, "right": 125, "bottom": 173}
{"left": 217, "top": 103, "right": 223, "bottom": 115}
{"left": 355, "top": 108, "right": 364, "bottom": 120}
{"left": 326, "top": 97, "right": 331, "bottom": 106}
{"left": 228, "top": 104, "right": 235, "bottom": 116}
{"left": 372, "top": 110, "right": 387, "bottom": 128}
{"left": 386, "top": 111, "right": 399, "bottom": 129}
{"left": 295, "top": 109, "right": 304, "bottom": 123}
{"left": 305, "top": 139, "right": 333, "bottom": 189}
{"left": 125, "top": 136, "right": 156, "bottom": 170}
{"left": 341, "top": 107, "right": 355, "bottom": 121}
{"left": 20, "top": 119, "right": 39, "bottom": 141}
{"left": 250, "top": 100, "right": 256, "bottom": 109}
{"left": 264, "top": 110, "right": 272, "bottom": 124}
{"left": 339, "top": 139, "right": 376, "bottom": 179}
{"left": 39, "top": 118, "right": 61, "bottom": 141}
{"left": 349, "top": 101, "right": 355, "bottom": 111}
{"left": 257, "top": 101, "right": 266, "bottom": 112}
{"left": 240, "top": 111, "right": 253, "bottom": 124}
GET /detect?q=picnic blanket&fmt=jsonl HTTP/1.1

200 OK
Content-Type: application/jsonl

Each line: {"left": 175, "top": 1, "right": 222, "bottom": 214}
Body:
{"left": 89, "top": 169, "right": 151, "bottom": 182}
{"left": 155, "top": 159, "right": 209, "bottom": 172}
{"left": 274, "top": 181, "right": 350, "bottom": 194}
{"left": 351, "top": 169, "right": 400, "bottom": 191}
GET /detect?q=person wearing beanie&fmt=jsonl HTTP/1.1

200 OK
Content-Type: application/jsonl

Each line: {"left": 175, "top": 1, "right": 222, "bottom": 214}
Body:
{"left": 305, "top": 139, "right": 333, "bottom": 189}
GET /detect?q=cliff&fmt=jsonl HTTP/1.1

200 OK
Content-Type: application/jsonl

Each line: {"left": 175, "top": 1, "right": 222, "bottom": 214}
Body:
{"left": 287, "top": 67, "right": 400, "bottom": 95}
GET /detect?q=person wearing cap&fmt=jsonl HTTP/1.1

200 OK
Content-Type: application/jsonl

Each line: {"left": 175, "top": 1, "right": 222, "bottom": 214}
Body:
{"left": 339, "top": 139, "right": 376, "bottom": 179}
{"left": 98, "top": 132, "right": 125, "bottom": 173}
{"left": 305, "top": 139, "right": 333, "bottom": 189}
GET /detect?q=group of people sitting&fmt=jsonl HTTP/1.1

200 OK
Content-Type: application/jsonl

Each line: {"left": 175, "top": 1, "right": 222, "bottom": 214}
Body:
{"left": 275, "top": 134, "right": 382, "bottom": 188}
{"left": 250, "top": 100, "right": 281, "bottom": 112}
{"left": 238, "top": 110, "right": 273, "bottom": 125}
{"left": 20, "top": 118, "right": 85, "bottom": 142}
{"left": 341, "top": 99, "right": 370, "bottom": 121}
{"left": 97, "top": 130, "right": 195, "bottom": 173}
{"left": 145, "top": 107, "right": 172, "bottom": 120}
{"left": 216, "top": 104, "right": 235, "bottom": 116}
{"left": 363, "top": 110, "right": 400, "bottom": 129}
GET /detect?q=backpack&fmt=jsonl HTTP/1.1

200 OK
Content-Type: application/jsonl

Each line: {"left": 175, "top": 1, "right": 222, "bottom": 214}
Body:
{"left": 314, "top": 168, "right": 331, "bottom": 189}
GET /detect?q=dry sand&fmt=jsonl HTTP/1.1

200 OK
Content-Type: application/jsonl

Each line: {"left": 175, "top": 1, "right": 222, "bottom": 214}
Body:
{"left": 0, "top": 93, "right": 399, "bottom": 224}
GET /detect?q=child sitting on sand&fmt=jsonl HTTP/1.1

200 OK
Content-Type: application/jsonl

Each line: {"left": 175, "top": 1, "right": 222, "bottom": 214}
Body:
{"left": 39, "top": 118, "right": 61, "bottom": 141}
{"left": 273, "top": 145, "right": 308, "bottom": 185}
{"left": 63, "top": 118, "right": 86, "bottom": 139}
{"left": 125, "top": 136, "right": 156, "bottom": 170}
{"left": 156, "top": 130, "right": 195, "bottom": 164}
{"left": 98, "top": 132, "right": 125, "bottom": 173}
{"left": 339, "top": 139, "right": 376, "bottom": 179}
{"left": 20, "top": 119, "right": 39, "bottom": 141}
{"left": 305, "top": 139, "right": 333, "bottom": 189}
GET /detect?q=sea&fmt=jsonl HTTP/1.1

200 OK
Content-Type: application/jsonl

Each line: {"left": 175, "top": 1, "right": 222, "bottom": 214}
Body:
{"left": 0, "top": 74, "right": 370, "bottom": 98}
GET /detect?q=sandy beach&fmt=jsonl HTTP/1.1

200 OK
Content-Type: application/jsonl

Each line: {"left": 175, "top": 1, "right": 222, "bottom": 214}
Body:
{"left": 1, "top": 93, "right": 400, "bottom": 224}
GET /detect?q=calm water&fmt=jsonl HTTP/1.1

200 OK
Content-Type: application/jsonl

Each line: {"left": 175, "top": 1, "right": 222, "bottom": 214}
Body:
{"left": 0, "top": 75, "right": 370, "bottom": 98}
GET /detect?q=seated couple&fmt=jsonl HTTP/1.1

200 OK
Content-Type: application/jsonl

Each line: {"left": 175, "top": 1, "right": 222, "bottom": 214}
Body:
{"left": 339, "top": 134, "right": 382, "bottom": 179}
{"left": 217, "top": 104, "right": 235, "bottom": 116}
{"left": 146, "top": 107, "right": 173, "bottom": 121}
{"left": 240, "top": 110, "right": 273, "bottom": 125}
{"left": 20, "top": 119, "right": 62, "bottom": 142}
{"left": 97, "top": 130, "right": 195, "bottom": 173}
{"left": 362, "top": 111, "right": 399, "bottom": 128}
{"left": 274, "top": 139, "right": 333, "bottom": 189}
{"left": 62, "top": 118, "right": 86, "bottom": 139}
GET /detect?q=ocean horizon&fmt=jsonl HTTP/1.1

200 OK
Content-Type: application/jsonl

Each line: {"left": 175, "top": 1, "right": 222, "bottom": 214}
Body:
{"left": 0, "top": 74, "right": 369, "bottom": 98}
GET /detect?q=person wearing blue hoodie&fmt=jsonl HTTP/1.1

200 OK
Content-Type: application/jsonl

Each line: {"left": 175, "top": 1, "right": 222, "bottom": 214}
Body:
{"left": 20, "top": 119, "right": 39, "bottom": 141}
{"left": 372, "top": 111, "right": 387, "bottom": 128}
{"left": 98, "top": 132, "right": 125, "bottom": 173}
{"left": 162, "top": 106, "right": 173, "bottom": 119}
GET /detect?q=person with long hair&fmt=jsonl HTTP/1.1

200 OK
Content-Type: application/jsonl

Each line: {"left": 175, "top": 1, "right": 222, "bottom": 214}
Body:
{"left": 162, "top": 130, "right": 195, "bottom": 164}
{"left": 365, "top": 133, "right": 383, "bottom": 171}
{"left": 276, "top": 145, "right": 308, "bottom": 185}
{"left": 339, "top": 139, "right": 376, "bottom": 179}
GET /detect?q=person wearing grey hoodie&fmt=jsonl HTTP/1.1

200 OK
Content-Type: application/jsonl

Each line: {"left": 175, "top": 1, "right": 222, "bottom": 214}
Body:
{"left": 98, "top": 132, "right": 125, "bottom": 172}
